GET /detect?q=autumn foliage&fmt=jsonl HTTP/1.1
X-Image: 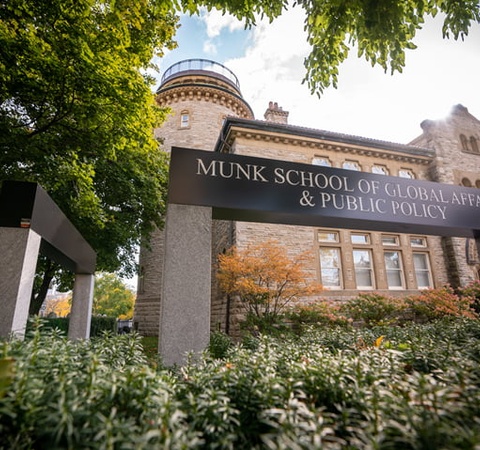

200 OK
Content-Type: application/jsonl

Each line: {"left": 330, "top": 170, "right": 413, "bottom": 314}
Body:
{"left": 217, "top": 241, "right": 322, "bottom": 321}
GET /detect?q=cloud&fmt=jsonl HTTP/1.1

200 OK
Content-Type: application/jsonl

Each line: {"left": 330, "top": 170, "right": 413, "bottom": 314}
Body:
{"left": 200, "top": 8, "right": 246, "bottom": 38}
{"left": 203, "top": 40, "right": 217, "bottom": 55}
{"left": 224, "top": 7, "right": 480, "bottom": 143}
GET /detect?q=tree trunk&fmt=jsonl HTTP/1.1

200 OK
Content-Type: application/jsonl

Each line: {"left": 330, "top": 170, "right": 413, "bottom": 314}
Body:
{"left": 29, "top": 259, "right": 56, "bottom": 315}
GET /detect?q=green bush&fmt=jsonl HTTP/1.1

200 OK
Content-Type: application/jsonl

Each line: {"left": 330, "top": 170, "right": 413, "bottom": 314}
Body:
{"left": 458, "top": 280, "right": 480, "bottom": 314}
{"left": 286, "top": 300, "right": 352, "bottom": 332}
{"left": 27, "top": 316, "right": 117, "bottom": 337}
{"left": 208, "top": 331, "right": 233, "bottom": 359}
{"left": 340, "top": 293, "right": 404, "bottom": 327}
{"left": 2, "top": 318, "right": 480, "bottom": 449}
{"left": 0, "top": 321, "right": 198, "bottom": 449}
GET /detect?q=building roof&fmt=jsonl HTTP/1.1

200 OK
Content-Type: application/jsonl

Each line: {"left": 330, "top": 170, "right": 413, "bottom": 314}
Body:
{"left": 215, "top": 117, "right": 433, "bottom": 159}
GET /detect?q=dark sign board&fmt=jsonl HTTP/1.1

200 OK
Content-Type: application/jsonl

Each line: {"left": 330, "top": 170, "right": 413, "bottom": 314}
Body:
{"left": 0, "top": 181, "right": 96, "bottom": 273}
{"left": 168, "top": 147, "right": 480, "bottom": 238}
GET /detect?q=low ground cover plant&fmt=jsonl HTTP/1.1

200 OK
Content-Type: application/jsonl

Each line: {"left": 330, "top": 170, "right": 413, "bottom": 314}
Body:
{"left": 2, "top": 317, "right": 480, "bottom": 449}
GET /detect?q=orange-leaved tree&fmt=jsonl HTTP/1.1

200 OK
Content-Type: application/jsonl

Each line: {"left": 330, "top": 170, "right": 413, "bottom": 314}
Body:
{"left": 217, "top": 240, "right": 322, "bottom": 323}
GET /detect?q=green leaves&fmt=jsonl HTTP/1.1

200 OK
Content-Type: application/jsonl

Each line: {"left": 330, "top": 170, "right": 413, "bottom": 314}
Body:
{"left": 297, "top": 0, "right": 480, "bottom": 95}
{"left": 1, "top": 319, "right": 480, "bottom": 448}
{"left": 0, "top": 0, "right": 175, "bottom": 281}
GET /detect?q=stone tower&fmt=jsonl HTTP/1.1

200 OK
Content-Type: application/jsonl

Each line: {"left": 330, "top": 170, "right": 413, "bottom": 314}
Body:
{"left": 134, "top": 59, "right": 254, "bottom": 336}
{"left": 410, "top": 104, "right": 480, "bottom": 286}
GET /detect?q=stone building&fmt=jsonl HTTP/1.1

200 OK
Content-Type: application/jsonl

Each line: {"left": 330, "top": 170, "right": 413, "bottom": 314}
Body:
{"left": 134, "top": 59, "right": 480, "bottom": 336}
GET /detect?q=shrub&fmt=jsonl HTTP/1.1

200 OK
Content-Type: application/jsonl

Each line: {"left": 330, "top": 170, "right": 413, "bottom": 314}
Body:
{"left": 217, "top": 241, "right": 322, "bottom": 324}
{"left": 0, "top": 320, "right": 198, "bottom": 449}
{"left": 404, "top": 286, "right": 478, "bottom": 323}
{"left": 27, "top": 316, "right": 117, "bottom": 337}
{"left": 286, "top": 300, "right": 352, "bottom": 332}
{"left": 458, "top": 280, "right": 480, "bottom": 314}
{"left": 208, "top": 331, "right": 233, "bottom": 359}
{"left": 340, "top": 293, "right": 405, "bottom": 327}
{"left": 2, "top": 318, "right": 480, "bottom": 449}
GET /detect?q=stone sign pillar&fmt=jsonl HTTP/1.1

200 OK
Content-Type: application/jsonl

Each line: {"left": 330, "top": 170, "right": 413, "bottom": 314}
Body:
{"left": 159, "top": 203, "right": 212, "bottom": 366}
{"left": 0, "top": 181, "right": 96, "bottom": 340}
{"left": 0, "top": 228, "right": 41, "bottom": 338}
{"left": 68, "top": 274, "right": 95, "bottom": 340}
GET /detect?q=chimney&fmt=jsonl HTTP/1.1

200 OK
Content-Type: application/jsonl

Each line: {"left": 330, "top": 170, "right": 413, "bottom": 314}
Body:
{"left": 264, "top": 101, "right": 289, "bottom": 124}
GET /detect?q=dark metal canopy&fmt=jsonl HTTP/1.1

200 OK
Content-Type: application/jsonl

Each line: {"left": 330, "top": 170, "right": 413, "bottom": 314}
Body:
{"left": 0, "top": 181, "right": 96, "bottom": 274}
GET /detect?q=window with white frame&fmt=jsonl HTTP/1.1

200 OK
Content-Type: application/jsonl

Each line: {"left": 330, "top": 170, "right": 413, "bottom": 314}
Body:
{"left": 318, "top": 230, "right": 339, "bottom": 243}
{"left": 382, "top": 234, "right": 399, "bottom": 246}
{"left": 351, "top": 233, "right": 370, "bottom": 245}
{"left": 342, "top": 160, "right": 360, "bottom": 171}
{"left": 384, "top": 251, "right": 404, "bottom": 289}
{"left": 398, "top": 169, "right": 414, "bottom": 179}
{"left": 412, "top": 253, "right": 433, "bottom": 289}
{"left": 410, "top": 236, "right": 427, "bottom": 247}
{"left": 180, "top": 111, "right": 190, "bottom": 128}
{"left": 353, "top": 249, "right": 375, "bottom": 289}
{"left": 312, "top": 156, "right": 331, "bottom": 167}
{"left": 319, "top": 247, "right": 342, "bottom": 288}
{"left": 372, "top": 165, "right": 388, "bottom": 175}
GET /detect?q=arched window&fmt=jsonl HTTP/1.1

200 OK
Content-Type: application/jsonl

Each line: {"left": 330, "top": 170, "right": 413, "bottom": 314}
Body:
{"left": 476, "top": 180, "right": 480, "bottom": 189}
{"left": 461, "top": 177, "right": 472, "bottom": 187}
{"left": 460, "top": 134, "right": 469, "bottom": 151}
{"left": 470, "top": 136, "right": 479, "bottom": 153}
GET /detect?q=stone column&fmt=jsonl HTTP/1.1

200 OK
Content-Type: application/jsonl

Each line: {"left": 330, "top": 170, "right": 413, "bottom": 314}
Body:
{"left": 68, "top": 273, "right": 95, "bottom": 340}
{"left": 159, "top": 204, "right": 212, "bottom": 366}
{"left": 0, "top": 228, "right": 41, "bottom": 338}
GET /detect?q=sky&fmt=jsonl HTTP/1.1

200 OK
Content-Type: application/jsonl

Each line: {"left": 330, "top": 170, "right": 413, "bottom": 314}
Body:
{"left": 154, "top": 5, "right": 480, "bottom": 145}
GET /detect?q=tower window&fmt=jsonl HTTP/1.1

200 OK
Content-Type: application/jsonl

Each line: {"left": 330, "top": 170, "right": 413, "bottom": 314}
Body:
{"left": 470, "top": 136, "right": 479, "bottom": 153}
{"left": 460, "top": 134, "right": 469, "bottom": 151}
{"left": 180, "top": 111, "right": 190, "bottom": 128}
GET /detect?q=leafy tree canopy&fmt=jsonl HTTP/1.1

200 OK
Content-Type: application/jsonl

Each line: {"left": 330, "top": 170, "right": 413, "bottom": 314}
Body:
{"left": 185, "top": 0, "right": 480, "bottom": 94}
{"left": 217, "top": 240, "right": 322, "bottom": 321}
{"left": 0, "top": 0, "right": 176, "bottom": 306}
{"left": 93, "top": 273, "right": 135, "bottom": 319}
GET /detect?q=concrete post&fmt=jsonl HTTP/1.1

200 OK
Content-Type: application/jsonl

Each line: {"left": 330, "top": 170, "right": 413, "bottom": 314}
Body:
{"left": 68, "top": 273, "right": 94, "bottom": 340}
{"left": 0, "top": 228, "right": 41, "bottom": 338}
{"left": 159, "top": 204, "right": 212, "bottom": 366}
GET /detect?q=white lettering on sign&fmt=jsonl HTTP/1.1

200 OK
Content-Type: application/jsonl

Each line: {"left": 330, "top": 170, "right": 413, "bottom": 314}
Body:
{"left": 192, "top": 155, "right": 480, "bottom": 223}
{"left": 196, "top": 159, "right": 268, "bottom": 182}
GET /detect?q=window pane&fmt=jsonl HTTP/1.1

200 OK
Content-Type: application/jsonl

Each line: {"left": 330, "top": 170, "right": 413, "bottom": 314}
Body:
{"left": 318, "top": 231, "right": 339, "bottom": 242}
{"left": 343, "top": 161, "right": 360, "bottom": 171}
{"left": 353, "top": 250, "right": 373, "bottom": 288}
{"left": 413, "top": 253, "right": 432, "bottom": 288}
{"left": 312, "top": 157, "right": 331, "bottom": 167}
{"left": 384, "top": 251, "right": 404, "bottom": 288}
{"left": 372, "top": 165, "right": 388, "bottom": 175}
{"left": 351, "top": 233, "right": 369, "bottom": 244}
{"left": 399, "top": 169, "right": 414, "bottom": 179}
{"left": 410, "top": 237, "right": 427, "bottom": 247}
{"left": 180, "top": 113, "right": 189, "bottom": 127}
{"left": 382, "top": 235, "right": 399, "bottom": 245}
{"left": 319, "top": 248, "right": 341, "bottom": 287}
